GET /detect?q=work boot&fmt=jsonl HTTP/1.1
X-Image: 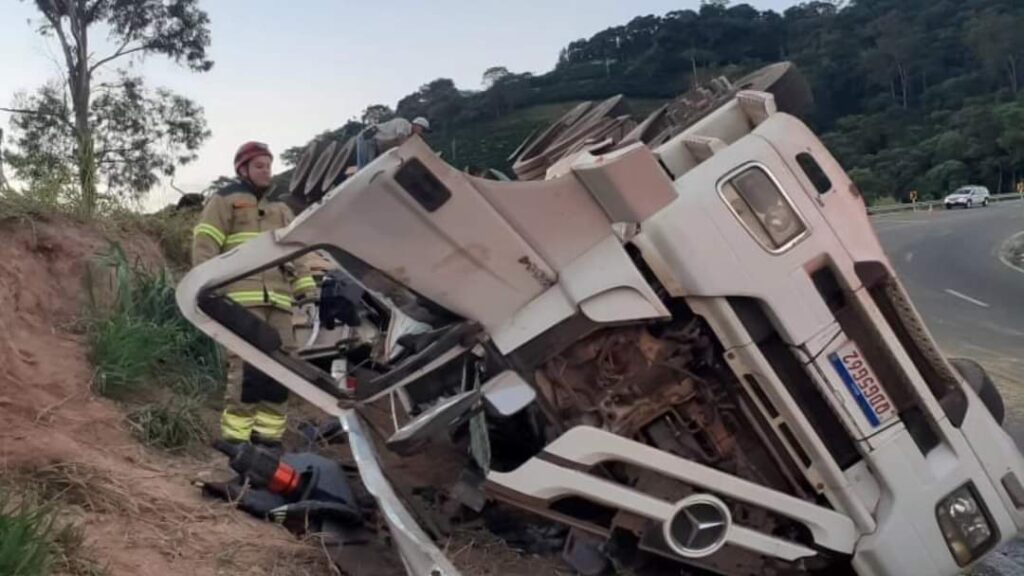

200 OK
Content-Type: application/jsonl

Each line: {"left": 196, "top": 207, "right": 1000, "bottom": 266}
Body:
{"left": 251, "top": 433, "right": 284, "bottom": 457}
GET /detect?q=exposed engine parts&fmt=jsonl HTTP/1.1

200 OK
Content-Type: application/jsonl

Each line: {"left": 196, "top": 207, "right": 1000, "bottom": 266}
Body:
{"left": 529, "top": 320, "right": 823, "bottom": 575}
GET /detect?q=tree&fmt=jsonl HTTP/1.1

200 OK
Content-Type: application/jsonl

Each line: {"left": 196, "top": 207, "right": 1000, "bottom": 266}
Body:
{"left": 866, "top": 11, "right": 922, "bottom": 109}
{"left": 0, "top": 128, "right": 10, "bottom": 192}
{"left": 396, "top": 79, "right": 464, "bottom": 130}
{"left": 3, "top": 0, "right": 213, "bottom": 215}
{"left": 966, "top": 10, "right": 1024, "bottom": 95}
{"left": 482, "top": 66, "right": 511, "bottom": 88}
{"left": 204, "top": 175, "right": 236, "bottom": 195}
{"left": 360, "top": 104, "right": 394, "bottom": 125}
{"left": 922, "top": 160, "right": 969, "bottom": 198}
{"left": 280, "top": 120, "right": 364, "bottom": 167}
{"left": 480, "top": 68, "right": 533, "bottom": 118}
{"left": 994, "top": 101, "right": 1024, "bottom": 189}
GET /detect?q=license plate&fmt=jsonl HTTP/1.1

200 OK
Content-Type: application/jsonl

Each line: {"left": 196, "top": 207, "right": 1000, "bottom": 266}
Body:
{"left": 828, "top": 343, "right": 896, "bottom": 428}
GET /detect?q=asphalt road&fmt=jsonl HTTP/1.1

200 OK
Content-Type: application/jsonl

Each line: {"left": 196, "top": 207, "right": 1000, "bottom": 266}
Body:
{"left": 873, "top": 204, "right": 1024, "bottom": 575}
{"left": 874, "top": 204, "right": 1024, "bottom": 441}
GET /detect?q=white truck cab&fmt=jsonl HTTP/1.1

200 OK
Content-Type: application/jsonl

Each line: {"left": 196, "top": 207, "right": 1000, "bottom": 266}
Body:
{"left": 177, "top": 84, "right": 1024, "bottom": 576}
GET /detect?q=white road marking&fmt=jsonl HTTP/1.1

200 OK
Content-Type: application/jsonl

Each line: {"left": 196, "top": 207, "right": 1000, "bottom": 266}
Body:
{"left": 904, "top": 252, "right": 914, "bottom": 262}
{"left": 944, "top": 289, "right": 991, "bottom": 308}
{"left": 999, "top": 231, "right": 1024, "bottom": 275}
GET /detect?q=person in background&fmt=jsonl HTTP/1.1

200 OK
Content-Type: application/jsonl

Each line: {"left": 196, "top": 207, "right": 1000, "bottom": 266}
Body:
{"left": 356, "top": 116, "right": 431, "bottom": 169}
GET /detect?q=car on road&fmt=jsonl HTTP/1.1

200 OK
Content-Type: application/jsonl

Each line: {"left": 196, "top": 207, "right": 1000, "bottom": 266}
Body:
{"left": 945, "top": 185, "right": 990, "bottom": 209}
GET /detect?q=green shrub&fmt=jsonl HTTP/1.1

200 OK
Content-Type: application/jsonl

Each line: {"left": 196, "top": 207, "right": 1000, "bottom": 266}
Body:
{"left": 127, "top": 396, "right": 209, "bottom": 451}
{"left": 86, "top": 243, "right": 223, "bottom": 451}
{"left": 0, "top": 482, "right": 107, "bottom": 576}
{"left": 89, "top": 315, "right": 177, "bottom": 399}
{"left": 103, "top": 207, "right": 198, "bottom": 272}
{"left": 88, "top": 243, "right": 223, "bottom": 402}
{"left": 0, "top": 493, "right": 56, "bottom": 576}
{"left": 0, "top": 188, "right": 75, "bottom": 223}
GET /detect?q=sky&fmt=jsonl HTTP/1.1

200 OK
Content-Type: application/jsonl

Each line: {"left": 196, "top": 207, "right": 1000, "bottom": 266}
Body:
{"left": 0, "top": 0, "right": 796, "bottom": 211}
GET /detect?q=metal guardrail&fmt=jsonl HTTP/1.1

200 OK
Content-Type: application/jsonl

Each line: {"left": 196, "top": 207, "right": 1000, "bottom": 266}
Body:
{"left": 868, "top": 193, "right": 1024, "bottom": 215}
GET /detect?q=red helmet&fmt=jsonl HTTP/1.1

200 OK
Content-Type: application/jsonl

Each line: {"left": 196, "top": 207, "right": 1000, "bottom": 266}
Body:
{"left": 234, "top": 141, "right": 273, "bottom": 175}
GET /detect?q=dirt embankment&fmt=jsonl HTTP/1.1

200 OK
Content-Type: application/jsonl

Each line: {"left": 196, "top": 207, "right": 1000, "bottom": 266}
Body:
{"left": 0, "top": 216, "right": 331, "bottom": 575}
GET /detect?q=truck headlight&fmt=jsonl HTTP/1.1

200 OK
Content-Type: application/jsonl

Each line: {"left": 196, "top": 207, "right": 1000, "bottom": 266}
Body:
{"left": 719, "top": 165, "right": 806, "bottom": 252}
{"left": 936, "top": 484, "right": 998, "bottom": 566}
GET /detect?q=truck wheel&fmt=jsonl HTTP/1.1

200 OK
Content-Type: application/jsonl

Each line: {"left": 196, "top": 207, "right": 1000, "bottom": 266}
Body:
{"left": 949, "top": 358, "right": 1005, "bottom": 425}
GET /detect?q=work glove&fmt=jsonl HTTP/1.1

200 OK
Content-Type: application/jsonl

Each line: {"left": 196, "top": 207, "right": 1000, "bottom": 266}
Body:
{"left": 298, "top": 301, "right": 318, "bottom": 325}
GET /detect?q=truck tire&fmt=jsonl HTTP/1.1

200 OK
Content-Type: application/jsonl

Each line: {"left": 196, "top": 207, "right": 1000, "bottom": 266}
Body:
{"left": 949, "top": 358, "right": 1005, "bottom": 425}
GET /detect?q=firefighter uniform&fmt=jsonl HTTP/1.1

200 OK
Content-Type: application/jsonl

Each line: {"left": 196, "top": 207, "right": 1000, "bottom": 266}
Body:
{"left": 192, "top": 180, "right": 316, "bottom": 444}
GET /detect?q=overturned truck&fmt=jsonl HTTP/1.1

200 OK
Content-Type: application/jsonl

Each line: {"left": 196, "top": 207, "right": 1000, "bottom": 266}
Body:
{"left": 177, "top": 63, "right": 1024, "bottom": 575}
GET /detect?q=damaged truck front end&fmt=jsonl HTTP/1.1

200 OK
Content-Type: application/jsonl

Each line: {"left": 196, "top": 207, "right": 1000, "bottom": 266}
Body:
{"left": 177, "top": 71, "right": 1024, "bottom": 575}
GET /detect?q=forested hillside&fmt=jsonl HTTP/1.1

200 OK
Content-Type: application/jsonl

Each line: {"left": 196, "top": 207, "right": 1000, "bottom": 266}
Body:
{"left": 286, "top": 0, "right": 1024, "bottom": 203}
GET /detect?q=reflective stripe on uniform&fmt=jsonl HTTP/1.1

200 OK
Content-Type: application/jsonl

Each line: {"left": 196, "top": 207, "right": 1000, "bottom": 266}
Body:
{"left": 268, "top": 292, "right": 293, "bottom": 309}
{"left": 225, "top": 232, "right": 261, "bottom": 247}
{"left": 292, "top": 276, "right": 316, "bottom": 292}
{"left": 220, "top": 409, "right": 254, "bottom": 442}
{"left": 227, "top": 290, "right": 294, "bottom": 310}
{"left": 194, "top": 223, "right": 226, "bottom": 246}
{"left": 252, "top": 408, "right": 287, "bottom": 441}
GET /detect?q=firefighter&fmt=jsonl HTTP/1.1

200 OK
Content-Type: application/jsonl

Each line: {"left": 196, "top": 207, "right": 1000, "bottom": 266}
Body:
{"left": 191, "top": 141, "right": 317, "bottom": 447}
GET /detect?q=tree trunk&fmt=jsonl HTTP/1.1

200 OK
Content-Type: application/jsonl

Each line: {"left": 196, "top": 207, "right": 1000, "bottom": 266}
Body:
{"left": 66, "top": 4, "right": 97, "bottom": 217}
{"left": 0, "top": 128, "right": 9, "bottom": 191}
{"left": 691, "top": 53, "right": 700, "bottom": 89}
{"left": 1007, "top": 55, "right": 1019, "bottom": 95}
{"left": 898, "top": 64, "right": 909, "bottom": 109}
{"left": 74, "top": 105, "right": 97, "bottom": 216}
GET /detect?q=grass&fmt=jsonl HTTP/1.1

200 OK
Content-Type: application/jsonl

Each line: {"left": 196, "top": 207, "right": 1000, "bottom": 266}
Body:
{"left": 0, "top": 494, "right": 55, "bottom": 576}
{"left": 0, "top": 491, "right": 106, "bottom": 576}
{"left": 127, "top": 396, "right": 209, "bottom": 451}
{"left": 103, "top": 206, "right": 199, "bottom": 272}
{"left": 86, "top": 242, "right": 222, "bottom": 451}
{"left": 871, "top": 195, "right": 900, "bottom": 206}
{"left": 51, "top": 524, "right": 107, "bottom": 576}
{"left": 0, "top": 187, "right": 78, "bottom": 223}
